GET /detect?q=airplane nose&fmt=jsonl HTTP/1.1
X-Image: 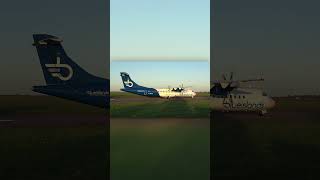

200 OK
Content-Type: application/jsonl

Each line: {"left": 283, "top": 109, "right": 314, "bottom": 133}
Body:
{"left": 266, "top": 98, "right": 276, "bottom": 109}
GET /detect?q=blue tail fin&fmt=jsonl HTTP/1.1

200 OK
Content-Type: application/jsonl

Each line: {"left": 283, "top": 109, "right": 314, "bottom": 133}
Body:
{"left": 120, "top": 72, "right": 143, "bottom": 89}
{"left": 33, "top": 34, "right": 98, "bottom": 86}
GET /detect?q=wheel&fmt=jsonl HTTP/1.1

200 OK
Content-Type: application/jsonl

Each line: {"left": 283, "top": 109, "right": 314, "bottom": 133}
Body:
{"left": 259, "top": 109, "right": 267, "bottom": 116}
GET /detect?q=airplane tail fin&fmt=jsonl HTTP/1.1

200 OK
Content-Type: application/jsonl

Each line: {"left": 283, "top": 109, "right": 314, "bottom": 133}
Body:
{"left": 33, "top": 34, "right": 96, "bottom": 86}
{"left": 120, "top": 72, "right": 142, "bottom": 89}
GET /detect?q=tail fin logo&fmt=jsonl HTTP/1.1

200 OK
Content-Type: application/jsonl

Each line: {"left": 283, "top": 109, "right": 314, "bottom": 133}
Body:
{"left": 124, "top": 79, "right": 133, "bottom": 87}
{"left": 45, "top": 57, "right": 73, "bottom": 81}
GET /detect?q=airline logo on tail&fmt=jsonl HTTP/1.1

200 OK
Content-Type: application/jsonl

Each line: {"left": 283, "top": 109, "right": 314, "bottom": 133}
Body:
{"left": 121, "top": 73, "right": 134, "bottom": 87}
{"left": 45, "top": 56, "right": 73, "bottom": 81}
{"left": 124, "top": 79, "right": 133, "bottom": 87}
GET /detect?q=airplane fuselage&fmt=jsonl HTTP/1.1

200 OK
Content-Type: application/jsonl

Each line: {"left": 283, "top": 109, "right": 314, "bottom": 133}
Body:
{"left": 120, "top": 72, "right": 196, "bottom": 98}
{"left": 211, "top": 89, "right": 275, "bottom": 114}
{"left": 157, "top": 88, "right": 196, "bottom": 98}
{"left": 121, "top": 88, "right": 196, "bottom": 98}
{"left": 33, "top": 85, "right": 109, "bottom": 108}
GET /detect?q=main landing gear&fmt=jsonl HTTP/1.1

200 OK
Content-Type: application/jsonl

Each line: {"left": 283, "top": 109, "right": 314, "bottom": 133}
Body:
{"left": 259, "top": 109, "right": 267, "bottom": 116}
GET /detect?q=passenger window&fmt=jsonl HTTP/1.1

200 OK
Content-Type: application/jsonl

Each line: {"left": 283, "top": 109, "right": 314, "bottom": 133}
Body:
{"left": 243, "top": 96, "right": 245, "bottom": 98}
{"left": 234, "top": 95, "right": 236, "bottom": 99}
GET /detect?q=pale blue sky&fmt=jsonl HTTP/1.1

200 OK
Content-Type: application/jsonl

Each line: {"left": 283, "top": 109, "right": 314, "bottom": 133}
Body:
{"left": 0, "top": 0, "right": 108, "bottom": 94}
{"left": 111, "top": 0, "right": 210, "bottom": 60}
{"left": 110, "top": 0, "right": 210, "bottom": 92}
{"left": 111, "top": 61, "right": 209, "bottom": 92}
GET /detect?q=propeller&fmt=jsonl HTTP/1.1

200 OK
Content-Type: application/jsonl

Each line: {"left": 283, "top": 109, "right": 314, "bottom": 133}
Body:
{"left": 212, "top": 72, "right": 264, "bottom": 91}
{"left": 222, "top": 74, "right": 227, "bottom": 81}
{"left": 220, "top": 72, "right": 235, "bottom": 88}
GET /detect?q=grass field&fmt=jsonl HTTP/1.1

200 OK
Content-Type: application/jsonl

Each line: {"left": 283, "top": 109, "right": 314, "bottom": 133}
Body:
{"left": 212, "top": 96, "right": 320, "bottom": 178}
{"left": 110, "top": 92, "right": 210, "bottom": 179}
{"left": 110, "top": 91, "right": 210, "bottom": 98}
{"left": 0, "top": 95, "right": 210, "bottom": 180}
{"left": 111, "top": 118, "right": 210, "bottom": 180}
{"left": 0, "top": 95, "right": 108, "bottom": 179}
{"left": 110, "top": 92, "right": 210, "bottom": 118}
{"left": 2, "top": 95, "right": 320, "bottom": 179}
{"left": 0, "top": 95, "right": 105, "bottom": 116}
{"left": 0, "top": 126, "right": 108, "bottom": 179}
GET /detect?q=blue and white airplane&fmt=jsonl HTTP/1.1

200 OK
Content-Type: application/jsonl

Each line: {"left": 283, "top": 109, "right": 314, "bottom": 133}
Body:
{"left": 211, "top": 72, "right": 275, "bottom": 115}
{"left": 120, "top": 72, "right": 196, "bottom": 98}
{"left": 32, "top": 34, "right": 109, "bottom": 108}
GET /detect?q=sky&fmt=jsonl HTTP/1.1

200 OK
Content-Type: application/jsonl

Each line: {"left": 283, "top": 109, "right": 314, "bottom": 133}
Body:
{"left": 2, "top": 0, "right": 319, "bottom": 96}
{"left": 211, "top": 0, "right": 320, "bottom": 96}
{"left": 0, "top": 0, "right": 109, "bottom": 94}
{"left": 110, "top": 0, "right": 210, "bottom": 92}
{"left": 110, "top": 0, "right": 210, "bottom": 61}
{"left": 111, "top": 61, "right": 209, "bottom": 92}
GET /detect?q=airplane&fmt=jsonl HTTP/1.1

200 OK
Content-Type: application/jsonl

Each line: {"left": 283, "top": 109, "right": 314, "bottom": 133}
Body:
{"left": 120, "top": 72, "right": 196, "bottom": 98}
{"left": 210, "top": 72, "right": 275, "bottom": 115}
{"left": 32, "top": 34, "right": 109, "bottom": 108}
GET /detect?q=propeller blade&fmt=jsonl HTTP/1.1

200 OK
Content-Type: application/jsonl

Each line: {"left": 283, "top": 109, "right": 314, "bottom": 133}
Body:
{"left": 222, "top": 74, "right": 227, "bottom": 81}
{"left": 230, "top": 72, "right": 233, "bottom": 80}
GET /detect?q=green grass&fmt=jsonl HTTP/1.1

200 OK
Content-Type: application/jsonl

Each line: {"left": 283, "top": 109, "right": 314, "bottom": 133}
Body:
{"left": 111, "top": 119, "right": 210, "bottom": 180}
{"left": 111, "top": 100, "right": 210, "bottom": 118}
{"left": 213, "top": 117, "right": 320, "bottom": 177}
{"left": 110, "top": 91, "right": 210, "bottom": 98}
{"left": 212, "top": 96, "right": 320, "bottom": 178}
{"left": 110, "top": 90, "right": 211, "bottom": 179}
{"left": 0, "top": 126, "right": 108, "bottom": 180}
{"left": 111, "top": 93, "right": 210, "bottom": 118}
{"left": 0, "top": 95, "right": 210, "bottom": 180}
{"left": 0, "top": 95, "right": 105, "bottom": 115}
{"left": 3, "top": 95, "right": 319, "bottom": 179}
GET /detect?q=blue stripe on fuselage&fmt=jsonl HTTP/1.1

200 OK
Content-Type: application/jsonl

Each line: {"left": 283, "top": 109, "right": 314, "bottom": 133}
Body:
{"left": 33, "top": 85, "right": 109, "bottom": 108}
{"left": 121, "top": 88, "right": 160, "bottom": 97}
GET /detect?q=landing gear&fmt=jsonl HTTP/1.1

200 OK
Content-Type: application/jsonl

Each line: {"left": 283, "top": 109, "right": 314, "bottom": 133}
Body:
{"left": 259, "top": 109, "right": 267, "bottom": 116}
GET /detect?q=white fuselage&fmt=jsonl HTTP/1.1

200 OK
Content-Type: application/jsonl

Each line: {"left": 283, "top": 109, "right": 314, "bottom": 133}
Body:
{"left": 156, "top": 88, "right": 196, "bottom": 98}
{"left": 211, "top": 88, "right": 275, "bottom": 113}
